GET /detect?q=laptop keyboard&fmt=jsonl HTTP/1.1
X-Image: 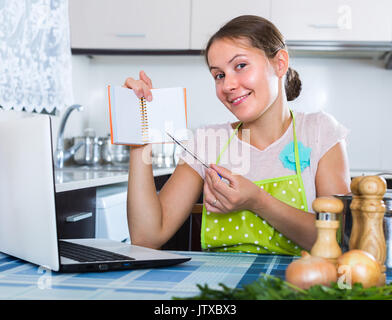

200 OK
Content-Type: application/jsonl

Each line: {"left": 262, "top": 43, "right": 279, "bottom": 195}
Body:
{"left": 59, "top": 240, "right": 134, "bottom": 263}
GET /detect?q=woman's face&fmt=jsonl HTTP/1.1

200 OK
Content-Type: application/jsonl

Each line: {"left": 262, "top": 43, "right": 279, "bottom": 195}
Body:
{"left": 207, "top": 38, "right": 280, "bottom": 123}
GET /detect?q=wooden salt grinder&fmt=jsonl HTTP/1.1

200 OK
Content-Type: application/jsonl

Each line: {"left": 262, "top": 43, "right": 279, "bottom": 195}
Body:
{"left": 356, "top": 176, "right": 387, "bottom": 273}
{"left": 311, "top": 196, "right": 344, "bottom": 264}
{"left": 349, "top": 176, "right": 364, "bottom": 250}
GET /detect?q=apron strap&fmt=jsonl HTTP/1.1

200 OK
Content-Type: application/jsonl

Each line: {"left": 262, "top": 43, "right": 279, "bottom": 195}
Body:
{"left": 290, "top": 110, "right": 308, "bottom": 211}
{"left": 216, "top": 122, "right": 242, "bottom": 165}
{"left": 290, "top": 109, "right": 302, "bottom": 176}
{"left": 216, "top": 112, "right": 300, "bottom": 171}
{"left": 215, "top": 111, "right": 306, "bottom": 210}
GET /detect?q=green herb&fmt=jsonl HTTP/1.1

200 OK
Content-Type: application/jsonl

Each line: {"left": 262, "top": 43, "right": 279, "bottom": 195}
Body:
{"left": 174, "top": 274, "right": 392, "bottom": 300}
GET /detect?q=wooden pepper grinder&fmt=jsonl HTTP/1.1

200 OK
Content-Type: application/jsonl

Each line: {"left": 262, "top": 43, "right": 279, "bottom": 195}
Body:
{"left": 356, "top": 176, "right": 387, "bottom": 273}
{"left": 349, "top": 176, "right": 365, "bottom": 250}
{"left": 311, "top": 196, "right": 344, "bottom": 264}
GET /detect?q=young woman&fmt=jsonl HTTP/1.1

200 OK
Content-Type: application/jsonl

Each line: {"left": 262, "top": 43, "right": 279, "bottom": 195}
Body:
{"left": 124, "top": 15, "right": 351, "bottom": 255}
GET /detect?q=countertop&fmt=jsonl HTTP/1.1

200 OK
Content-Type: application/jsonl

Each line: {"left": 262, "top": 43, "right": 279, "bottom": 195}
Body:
{"left": 55, "top": 165, "right": 175, "bottom": 193}
{"left": 55, "top": 166, "right": 391, "bottom": 193}
{"left": 350, "top": 170, "right": 392, "bottom": 178}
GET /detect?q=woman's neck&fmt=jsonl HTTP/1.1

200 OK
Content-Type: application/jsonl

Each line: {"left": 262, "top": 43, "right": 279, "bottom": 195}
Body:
{"left": 236, "top": 97, "right": 291, "bottom": 151}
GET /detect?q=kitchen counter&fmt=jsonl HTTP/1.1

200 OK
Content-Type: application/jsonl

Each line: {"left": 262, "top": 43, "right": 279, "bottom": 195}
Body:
{"left": 351, "top": 170, "right": 392, "bottom": 178}
{"left": 55, "top": 165, "right": 175, "bottom": 193}
{"left": 55, "top": 167, "right": 390, "bottom": 193}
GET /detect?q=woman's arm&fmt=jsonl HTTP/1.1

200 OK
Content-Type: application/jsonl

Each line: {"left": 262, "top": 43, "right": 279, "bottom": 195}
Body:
{"left": 315, "top": 140, "right": 351, "bottom": 197}
{"left": 204, "top": 141, "right": 351, "bottom": 251}
{"left": 127, "top": 151, "right": 204, "bottom": 249}
{"left": 125, "top": 71, "right": 204, "bottom": 249}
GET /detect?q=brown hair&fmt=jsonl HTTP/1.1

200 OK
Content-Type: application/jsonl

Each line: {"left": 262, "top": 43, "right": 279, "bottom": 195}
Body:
{"left": 205, "top": 15, "right": 301, "bottom": 101}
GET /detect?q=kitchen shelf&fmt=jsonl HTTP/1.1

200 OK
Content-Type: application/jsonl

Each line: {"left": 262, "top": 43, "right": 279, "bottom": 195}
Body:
{"left": 71, "top": 48, "right": 203, "bottom": 56}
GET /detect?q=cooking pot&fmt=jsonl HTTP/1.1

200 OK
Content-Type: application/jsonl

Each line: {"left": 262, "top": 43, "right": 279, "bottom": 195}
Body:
{"left": 334, "top": 190, "right": 392, "bottom": 253}
{"left": 72, "top": 136, "right": 103, "bottom": 165}
{"left": 101, "top": 136, "right": 130, "bottom": 165}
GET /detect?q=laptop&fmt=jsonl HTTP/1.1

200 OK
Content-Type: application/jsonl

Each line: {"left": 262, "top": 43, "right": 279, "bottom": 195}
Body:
{"left": 0, "top": 114, "right": 190, "bottom": 272}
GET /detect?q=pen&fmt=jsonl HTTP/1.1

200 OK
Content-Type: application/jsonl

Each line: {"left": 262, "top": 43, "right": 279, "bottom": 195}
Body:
{"left": 165, "top": 131, "right": 222, "bottom": 179}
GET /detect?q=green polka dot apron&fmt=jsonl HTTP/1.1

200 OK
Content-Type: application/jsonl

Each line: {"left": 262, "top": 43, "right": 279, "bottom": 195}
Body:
{"left": 201, "top": 110, "right": 308, "bottom": 255}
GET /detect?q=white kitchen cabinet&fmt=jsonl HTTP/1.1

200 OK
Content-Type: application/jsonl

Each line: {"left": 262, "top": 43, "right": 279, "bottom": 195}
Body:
{"left": 270, "top": 0, "right": 392, "bottom": 42}
{"left": 69, "top": 0, "right": 191, "bottom": 50}
{"left": 190, "top": 0, "right": 271, "bottom": 49}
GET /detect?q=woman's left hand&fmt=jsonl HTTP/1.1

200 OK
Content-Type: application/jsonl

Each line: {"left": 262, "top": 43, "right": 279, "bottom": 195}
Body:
{"left": 203, "top": 164, "right": 262, "bottom": 213}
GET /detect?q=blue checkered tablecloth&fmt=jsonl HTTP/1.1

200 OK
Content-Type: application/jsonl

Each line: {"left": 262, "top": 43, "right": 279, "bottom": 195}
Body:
{"left": 0, "top": 251, "right": 390, "bottom": 300}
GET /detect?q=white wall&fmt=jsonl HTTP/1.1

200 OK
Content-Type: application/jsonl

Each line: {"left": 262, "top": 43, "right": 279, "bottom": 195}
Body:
{"left": 289, "top": 56, "right": 392, "bottom": 171}
{"left": 67, "top": 53, "right": 392, "bottom": 172}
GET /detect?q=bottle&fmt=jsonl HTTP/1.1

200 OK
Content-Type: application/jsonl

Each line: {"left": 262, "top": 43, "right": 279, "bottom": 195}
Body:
{"left": 311, "top": 196, "right": 344, "bottom": 264}
{"left": 356, "top": 176, "right": 387, "bottom": 273}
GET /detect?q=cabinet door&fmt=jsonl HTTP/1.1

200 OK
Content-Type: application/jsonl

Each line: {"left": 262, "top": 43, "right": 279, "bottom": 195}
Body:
{"left": 190, "top": 0, "right": 271, "bottom": 49}
{"left": 69, "top": 0, "right": 191, "bottom": 50}
{"left": 56, "top": 188, "right": 96, "bottom": 239}
{"left": 270, "top": 0, "right": 392, "bottom": 42}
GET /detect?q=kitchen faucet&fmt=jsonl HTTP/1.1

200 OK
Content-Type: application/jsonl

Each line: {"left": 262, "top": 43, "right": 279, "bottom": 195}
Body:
{"left": 54, "top": 104, "right": 84, "bottom": 168}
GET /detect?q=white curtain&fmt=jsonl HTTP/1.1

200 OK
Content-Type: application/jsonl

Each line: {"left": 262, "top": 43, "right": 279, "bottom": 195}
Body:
{"left": 0, "top": 0, "right": 73, "bottom": 113}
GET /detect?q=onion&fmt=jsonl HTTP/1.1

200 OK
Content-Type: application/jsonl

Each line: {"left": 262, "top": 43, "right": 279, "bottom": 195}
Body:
{"left": 285, "top": 251, "right": 338, "bottom": 290}
{"left": 337, "top": 250, "right": 383, "bottom": 288}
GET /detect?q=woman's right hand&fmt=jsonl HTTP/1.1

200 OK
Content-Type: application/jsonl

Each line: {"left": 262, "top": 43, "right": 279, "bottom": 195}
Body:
{"left": 123, "top": 70, "right": 153, "bottom": 102}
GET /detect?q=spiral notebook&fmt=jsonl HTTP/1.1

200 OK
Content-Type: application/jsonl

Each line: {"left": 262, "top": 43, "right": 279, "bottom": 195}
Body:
{"left": 108, "top": 85, "right": 188, "bottom": 145}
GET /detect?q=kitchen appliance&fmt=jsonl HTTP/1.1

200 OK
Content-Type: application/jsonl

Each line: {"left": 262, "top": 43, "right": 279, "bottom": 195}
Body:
{"left": 73, "top": 129, "right": 103, "bottom": 165}
{"left": 385, "top": 213, "right": 392, "bottom": 268}
{"left": 335, "top": 189, "right": 392, "bottom": 257}
{"left": 151, "top": 141, "right": 176, "bottom": 169}
{"left": 101, "top": 135, "right": 130, "bottom": 165}
{"left": 96, "top": 183, "right": 129, "bottom": 242}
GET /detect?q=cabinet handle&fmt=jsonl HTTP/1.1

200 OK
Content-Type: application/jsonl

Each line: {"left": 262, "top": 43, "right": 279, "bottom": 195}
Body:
{"left": 65, "top": 212, "right": 92, "bottom": 223}
{"left": 115, "top": 33, "right": 146, "bottom": 38}
{"left": 308, "top": 24, "right": 340, "bottom": 29}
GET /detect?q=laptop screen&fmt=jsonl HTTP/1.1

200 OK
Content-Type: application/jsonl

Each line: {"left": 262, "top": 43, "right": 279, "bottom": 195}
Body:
{"left": 0, "top": 115, "right": 60, "bottom": 271}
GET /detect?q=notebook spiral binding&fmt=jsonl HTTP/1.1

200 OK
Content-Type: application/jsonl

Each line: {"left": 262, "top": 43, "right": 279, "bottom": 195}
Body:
{"left": 140, "top": 97, "right": 149, "bottom": 143}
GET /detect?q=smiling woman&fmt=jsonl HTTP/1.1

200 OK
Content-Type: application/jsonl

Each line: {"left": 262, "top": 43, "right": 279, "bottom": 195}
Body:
{"left": 207, "top": 38, "right": 281, "bottom": 124}
{"left": 205, "top": 15, "right": 302, "bottom": 104}
{"left": 125, "top": 15, "right": 351, "bottom": 255}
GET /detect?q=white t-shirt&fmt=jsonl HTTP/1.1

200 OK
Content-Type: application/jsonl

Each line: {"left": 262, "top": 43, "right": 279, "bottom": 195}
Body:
{"left": 179, "top": 111, "right": 349, "bottom": 212}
